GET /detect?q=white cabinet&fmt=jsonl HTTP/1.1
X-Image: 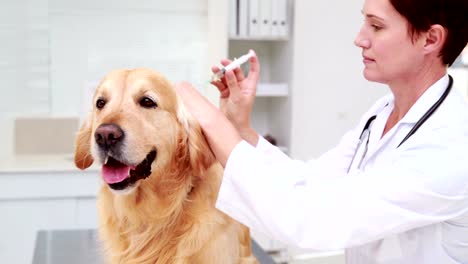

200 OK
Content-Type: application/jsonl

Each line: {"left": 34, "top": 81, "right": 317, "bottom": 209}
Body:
{"left": 0, "top": 158, "right": 100, "bottom": 264}
{"left": 227, "top": 0, "right": 294, "bottom": 153}
{"left": 0, "top": 199, "right": 77, "bottom": 264}
{"left": 225, "top": 1, "right": 294, "bottom": 260}
{"left": 76, "top": 197, "right": 100, "bottom": 229}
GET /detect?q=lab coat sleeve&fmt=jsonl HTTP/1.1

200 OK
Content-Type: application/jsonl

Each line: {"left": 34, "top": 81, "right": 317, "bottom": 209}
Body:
{"left": 256, "top": 128, "right": 360, "bottom": 179}
{"left": 255, "top": 136, "right": 290, "bottom": 159}
{"left": 216, "top": 126, "right": 468, "bottom": 251}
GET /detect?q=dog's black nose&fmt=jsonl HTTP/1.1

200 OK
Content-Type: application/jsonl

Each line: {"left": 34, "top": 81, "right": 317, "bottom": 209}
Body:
{"left": 95, "top": 124, "right": 124, "bottom": 149}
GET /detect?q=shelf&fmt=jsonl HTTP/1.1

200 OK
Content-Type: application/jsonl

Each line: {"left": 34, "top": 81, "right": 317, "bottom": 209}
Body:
{"left": 256, "top": 83, "right": 288, "bottom": 97}
{"left": 229, "top": 36, "right": 289, "bottom": 42}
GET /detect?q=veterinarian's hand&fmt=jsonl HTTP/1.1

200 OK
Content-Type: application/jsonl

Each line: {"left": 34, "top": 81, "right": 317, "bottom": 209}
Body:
{"left": 210, "top": 49, "right": 260, "bottom": 146}
{"left": 175, "top": 82, "right": 242, "bottom": 167}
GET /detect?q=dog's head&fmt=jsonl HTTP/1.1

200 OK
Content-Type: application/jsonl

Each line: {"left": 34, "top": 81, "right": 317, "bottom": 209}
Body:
{"left": 74, "top": 69, "right": 215, "bottom": 194}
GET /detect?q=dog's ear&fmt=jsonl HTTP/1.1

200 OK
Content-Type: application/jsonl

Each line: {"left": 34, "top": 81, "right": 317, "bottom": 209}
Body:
{"left": 176, "top": 100, "right": 216, "bottom": 177}
{"left": 74, "top": 117, "right": 94, "bottom": 170}
{"left": 187, "top": 122, "right": 216, "bottom": 176}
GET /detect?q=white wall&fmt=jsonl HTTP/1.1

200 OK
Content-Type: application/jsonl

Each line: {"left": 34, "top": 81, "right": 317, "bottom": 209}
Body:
{"left": 289, "top": 0, "right": 388, "bottom": 159}
{"left": 0, "top": 0, "right": 220, "bottom": 158}
{"left": 0, "top": 0, "right": 212, "bottom": 119}
{"left": 0, "top": 0, "right": 50, "bottom": 158}
{"left": 48, "top": 0, "right": 210, "bottom": 117}
{"left": 0, "top": 0, "right": 50, "bottom": 116}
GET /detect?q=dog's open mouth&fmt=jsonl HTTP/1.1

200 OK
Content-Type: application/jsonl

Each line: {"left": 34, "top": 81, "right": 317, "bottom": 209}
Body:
{"left": 102, "top": 150, "right": 157, "bottom": 190}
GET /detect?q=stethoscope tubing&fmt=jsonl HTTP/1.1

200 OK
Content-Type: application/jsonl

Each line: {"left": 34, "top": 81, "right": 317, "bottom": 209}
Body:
{"left": 347, "top": 75, "right": 453, "bottom": 173}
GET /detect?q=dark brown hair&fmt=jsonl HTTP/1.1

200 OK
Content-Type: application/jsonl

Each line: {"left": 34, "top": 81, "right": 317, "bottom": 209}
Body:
{"left": 390, "top": 0, "right": 468, "bottom": 66}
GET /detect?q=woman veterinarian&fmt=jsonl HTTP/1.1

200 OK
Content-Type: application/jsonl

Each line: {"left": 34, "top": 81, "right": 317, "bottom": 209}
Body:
{"left": 176, "top": 0, "right": 468, "bottom": 263}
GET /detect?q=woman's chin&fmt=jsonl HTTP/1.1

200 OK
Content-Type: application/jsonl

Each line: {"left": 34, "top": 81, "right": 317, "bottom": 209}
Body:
{"left": 363, "top": 70, "right": 385, "bottom": 84}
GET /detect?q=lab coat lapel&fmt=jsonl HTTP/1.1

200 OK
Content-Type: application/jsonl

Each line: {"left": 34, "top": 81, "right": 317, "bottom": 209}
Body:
{"left": 359, "top": 102, "right": 393, "bottom": 169}
{"left": 358, "top": 75, "right": 450, "bottom": 170}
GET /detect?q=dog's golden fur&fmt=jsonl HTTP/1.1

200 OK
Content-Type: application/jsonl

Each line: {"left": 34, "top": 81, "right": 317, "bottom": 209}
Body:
{"left": 74, "top": 69, "right": 258, "bottom": 264}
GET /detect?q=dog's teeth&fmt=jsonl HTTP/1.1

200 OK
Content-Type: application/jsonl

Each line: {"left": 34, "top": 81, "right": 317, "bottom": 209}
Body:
{"left": 104, "top": 156, "right": 109, "bottom": 164}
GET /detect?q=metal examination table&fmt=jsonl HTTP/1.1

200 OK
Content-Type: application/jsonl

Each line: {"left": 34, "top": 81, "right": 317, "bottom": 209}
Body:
{"left": 32, "top": 229, "right": 276, "bottom": 264}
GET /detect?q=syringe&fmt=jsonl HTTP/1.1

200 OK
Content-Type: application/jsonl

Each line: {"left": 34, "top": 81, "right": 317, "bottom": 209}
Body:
{"left": 210, "top": 50, "right": 255, "bottom": 82}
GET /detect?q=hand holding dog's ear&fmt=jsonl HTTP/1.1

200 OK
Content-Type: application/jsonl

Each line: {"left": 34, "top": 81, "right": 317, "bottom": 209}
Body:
{"left": 175, "top": 82, "right": 242, "bottom": 167}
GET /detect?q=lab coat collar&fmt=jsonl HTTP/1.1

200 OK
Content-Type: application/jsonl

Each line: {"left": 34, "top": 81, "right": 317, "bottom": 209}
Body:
{"left": 387, "top": 74, "right": 449, "bottom": 124}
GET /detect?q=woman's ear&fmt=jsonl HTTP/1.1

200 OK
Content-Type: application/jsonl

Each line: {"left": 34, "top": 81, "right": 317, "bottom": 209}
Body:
{"left": 423, "top": 24, "right": 446, "bottom": 57}
{"left": 74, "top": 117, "right": 94, "bottom": 170}
{"left": 176, "top": 98, "right": 216, "bottom": 177}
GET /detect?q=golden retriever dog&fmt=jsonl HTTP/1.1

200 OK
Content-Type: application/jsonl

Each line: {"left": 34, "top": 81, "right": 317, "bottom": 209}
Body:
{"left": 74, "top": 68, "right": 258, "bottom": 264}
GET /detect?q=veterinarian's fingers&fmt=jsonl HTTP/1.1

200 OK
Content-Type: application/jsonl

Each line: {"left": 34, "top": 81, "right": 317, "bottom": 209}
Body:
{"left": 225, "top": 70, "right": 241, "bottom": 99}
{"left": 212, "top": 62, "right": 229, "bottom": 86}
{"left": 220, "top": 59, "right": 232, "bottom": 66}
{"left": 221, "top": 59, "right": 245, "bottom": 81}
{"left": 210, "top": 79, "right": 224, "bottom": 90}
{"left": 247, "top": 50, "right": 260, "bottom": 83}
{"left": 233, "top": 67, "right": 245, "bottom": 82}
{"left": 211, "top": 66, "right": 228, "bottom": 86}
{"left": 210, "top": 80, "right": 230, "bottom": 98}
{"left": 211, "top": 66, "right": 220, "bottom": 74}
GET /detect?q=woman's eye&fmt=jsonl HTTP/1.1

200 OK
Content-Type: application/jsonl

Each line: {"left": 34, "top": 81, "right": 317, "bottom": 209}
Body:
{"left": 371, "top": 24, "right": 382, "bottom": 31}
{"left": 96, "top": 98, "right": 106, "bottom": 109}
{"left": 139, "top": 97, "right": 158, "bottom": 108}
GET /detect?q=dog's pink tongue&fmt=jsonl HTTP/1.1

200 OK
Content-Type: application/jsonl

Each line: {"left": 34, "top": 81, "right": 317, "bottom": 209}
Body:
{"left": 102, "top": 165, "right": 130, "bottom": 184}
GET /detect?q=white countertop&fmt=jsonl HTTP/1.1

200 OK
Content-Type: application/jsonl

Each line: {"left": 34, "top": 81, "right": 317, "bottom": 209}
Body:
{"left": 0, "top": 154, "right": 100, "bottom": 173}
{"left": 0, "top": 154, "right": 101, "bottom": 199}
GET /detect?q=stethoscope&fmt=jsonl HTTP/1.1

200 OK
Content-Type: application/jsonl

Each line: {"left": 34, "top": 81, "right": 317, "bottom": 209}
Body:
{"left": 347, "top": 75, "right": 453, "bottom": 173}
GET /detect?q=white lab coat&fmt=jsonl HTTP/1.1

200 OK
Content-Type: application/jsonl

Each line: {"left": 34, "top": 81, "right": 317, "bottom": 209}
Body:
{"left": 216, "top": 75, "right": 468, "bottom": 264}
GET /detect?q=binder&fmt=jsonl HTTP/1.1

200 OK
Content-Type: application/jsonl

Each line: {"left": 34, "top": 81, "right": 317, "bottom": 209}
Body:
{"left": 259, "top": 0, "right": 272, "bottom": 37}
{"left": 271, "top": 0, "right": 280, "bottom": 37}
{"left": 238, "top": 0, "right": 249, "bottom": 37}
{"left": 229, "top": 0, "right": 237, "bottom": 37}
{"left": 271, "top": 0, "right": 289, "bottom": 38}
{"left": 248, "top": 0, "right": 260, "bottom": 37}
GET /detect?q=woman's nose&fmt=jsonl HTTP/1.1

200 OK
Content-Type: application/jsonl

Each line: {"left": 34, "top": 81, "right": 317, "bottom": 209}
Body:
{"left": 354, "top": 28, "right": 370, "bottom": 48}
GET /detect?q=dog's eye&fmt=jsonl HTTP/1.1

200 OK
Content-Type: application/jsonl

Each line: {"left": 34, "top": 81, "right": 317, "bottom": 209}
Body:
{"left": 96, "top": 99, "right": 106, "bottom": 109}
{"left": 139, "top": 97, "right": 157, "bottom": 108}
